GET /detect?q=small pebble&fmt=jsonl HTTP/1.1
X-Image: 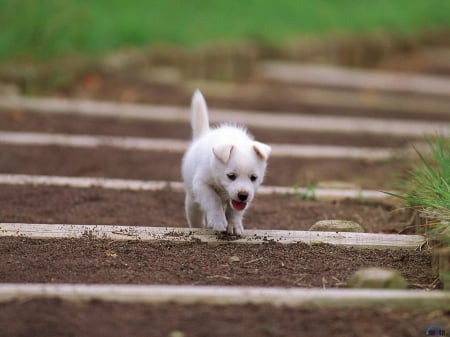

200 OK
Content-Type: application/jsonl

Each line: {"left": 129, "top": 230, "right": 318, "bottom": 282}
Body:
{"left": 347, "top": 267, "right": 408, "bottom": 289}
{"left": 168, "top": 331, "right": 185, "bottom": 337}
{"left": 309, "top": 220, "right": 365, "bottom": 232}
{"left": 229, "top": 255, "right": 241, "bottom": 262}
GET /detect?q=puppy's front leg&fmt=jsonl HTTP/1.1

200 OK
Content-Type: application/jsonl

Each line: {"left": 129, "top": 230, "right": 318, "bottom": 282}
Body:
{"left": 193, "top": 182, "right": 227, "bottom": 232}
{"left": 226, "top": 206, "right": 245, "bottom": 235}
{"left": 185, "top": 192, "right": 204, "bottom": 228}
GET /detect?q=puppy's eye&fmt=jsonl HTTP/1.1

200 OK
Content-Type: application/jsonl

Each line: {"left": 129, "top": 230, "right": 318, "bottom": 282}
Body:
{"left": 227, "top": 173, "right": 237, "bottom": 181}
{"left": 250, "top": 174, "right": 258, "bottom": 182}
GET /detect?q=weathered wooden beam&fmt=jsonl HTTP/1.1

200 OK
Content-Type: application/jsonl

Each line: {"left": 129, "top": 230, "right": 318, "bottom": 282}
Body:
{"left": 0, "top": 96, "right": 447, "bottom": 136}
{"left": 0, "top": 223, "right": 425, "bottom": 249}
{"left": 0, "top": 284, "right": 448, "bottom": 308}
{"left": 188, "top": 81, "right": 450, "bottom": 115}
{"left": 0, "top": 131, "right": 398, "bottom": 160}
{"left": 261, "top": 62, "right": 450, "bottom": 97}
{"left": 0, "top": 174, "right": 392, "bottom": 201}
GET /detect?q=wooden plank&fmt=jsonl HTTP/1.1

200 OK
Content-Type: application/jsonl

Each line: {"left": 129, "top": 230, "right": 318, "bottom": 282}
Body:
{"left": 296, "top": 87, "right": 450, "bottom": 115}
{"left": 260, "top": 184, "right": 390, "bottom": 201}
{"left": 0, "top": 131, "right": 187, "bottom": 152}
{"left": 0, "top": 174, "right": 185, "bottom": 192}
{"left": 190, "top": 81, "right": 450, "bottom": 116}
{"left": 0, "top": 223, "right": 425, "bottom": 249}
{"left": 0, "top": 131, "right": 398, "bottom": 160}
{"left": 270, "top": 143, "right": 395, "bottom": 160}
{"left": 0, "top": 284, "right": 448, "bottom": 308}
{"left": 261, "top": 62, "right": 450, "bottom": 97}
{"left": 0, "top": 174, "right": 392, "bottom": 201}
{"left": 0, "top": 96, "right": 447, "bottom": 136}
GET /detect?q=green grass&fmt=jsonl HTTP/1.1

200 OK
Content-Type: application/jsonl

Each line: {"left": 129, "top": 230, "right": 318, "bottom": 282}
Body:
{"left": 1, "top": 0, "right": 450, "bottom": 60}
{"left": 388, "top": 135, "right": 450, "bottom": 245}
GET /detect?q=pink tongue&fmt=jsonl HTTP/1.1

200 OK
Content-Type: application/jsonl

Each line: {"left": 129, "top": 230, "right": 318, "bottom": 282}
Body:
{"left": 231, "top": 200, "right": 247, "bottom": 211}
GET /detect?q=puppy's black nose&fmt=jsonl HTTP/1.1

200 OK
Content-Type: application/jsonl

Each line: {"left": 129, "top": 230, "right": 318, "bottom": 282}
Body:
{"left": 237, "top": 191, "right": 248, "bottom": 202}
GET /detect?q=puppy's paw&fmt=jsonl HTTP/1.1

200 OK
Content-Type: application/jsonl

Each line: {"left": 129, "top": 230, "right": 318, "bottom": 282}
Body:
{"left": 226, "top": 223, "right": 235, "bottom": 235}
{"left": 208, "top": 213, "right": 228, "bottom": 233}
{"left": 233, "top": 222, "right": 244, "bottom": 236}
{"left": 226, "top": 221, "right": 243, "bottom": 236}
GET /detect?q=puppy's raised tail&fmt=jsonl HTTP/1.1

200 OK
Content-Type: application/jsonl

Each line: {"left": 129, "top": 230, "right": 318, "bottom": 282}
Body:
{"left": 191, "top": 90, "right": 210, "bottom": 140}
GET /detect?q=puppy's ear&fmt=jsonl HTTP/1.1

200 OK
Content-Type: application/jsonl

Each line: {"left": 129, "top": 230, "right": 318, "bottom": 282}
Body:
{"left": 213, "top": 144, "right": 234, "bottom": 164}
{"left": 253, "top": 141, "right": 271, "bottom": 161}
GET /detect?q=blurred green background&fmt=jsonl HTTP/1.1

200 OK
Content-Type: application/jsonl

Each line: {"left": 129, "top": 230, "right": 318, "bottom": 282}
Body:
{"left": 1, "top": 0, "right": 449, "bottom": 61}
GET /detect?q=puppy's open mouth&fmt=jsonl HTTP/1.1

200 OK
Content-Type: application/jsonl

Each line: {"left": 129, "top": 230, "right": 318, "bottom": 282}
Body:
{"left": 231, "top": 199, "right": 247, "bottom": 211}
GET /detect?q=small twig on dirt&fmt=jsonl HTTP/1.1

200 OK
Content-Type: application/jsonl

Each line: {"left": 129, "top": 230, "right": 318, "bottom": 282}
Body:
{"left": 396, "top": 209, "right": 427, "bottom": 234}
{"left": 243, "top": 257, "right": 264, "bottom": 265}
{"left": 295, "top": 282, "right": 312, "bottom": 287}
{"left": 405, "top": 209, "right": 419, "bottom": 227}
{"left": 206, "top": 275, "right": 232, "bottom": 280}
{"left": 428, "top": 277, "right": 441, "bottom": 290}
{"left": 294, "top": 275, "right": 305, "bottom": 282}
{"left": 409, "top": 277, "right": 441, "bottom": 290}
{"left": 105, "top": 250, "right": 118, "bottom": 258}
{"left": 331, "top": 276, "right": 347, "bottom": 287}
{"left": 416, "top": 238, "right": 431, "bottom": 251}
{"left": 294, "top": 275, "right": 311, "bottom": 287}
{"left": 398, "top": 224, "right": 423, "bottom": 234}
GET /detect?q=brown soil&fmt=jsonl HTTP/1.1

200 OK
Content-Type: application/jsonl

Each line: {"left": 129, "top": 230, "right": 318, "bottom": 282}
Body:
{"left": 1, "top": 299, "right": 448, "bottom": 337}
{"left": 0, "top": 237, "right": 436, "bottom": 288}
{"left": 0, "top": 185, "right": 410, "bottom": 233}
{"left": 1, "top": 57, "right": 446, "bottom": 336}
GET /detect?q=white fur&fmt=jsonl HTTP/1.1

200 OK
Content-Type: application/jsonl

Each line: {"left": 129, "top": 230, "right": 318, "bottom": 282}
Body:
{"left": 182, "top": 90, "right": 271, "bottom": 235}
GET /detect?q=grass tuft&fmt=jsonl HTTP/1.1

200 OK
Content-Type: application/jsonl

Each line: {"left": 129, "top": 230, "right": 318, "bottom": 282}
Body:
{"left": 387, "top": 135, "right": 450, "bottom": 245}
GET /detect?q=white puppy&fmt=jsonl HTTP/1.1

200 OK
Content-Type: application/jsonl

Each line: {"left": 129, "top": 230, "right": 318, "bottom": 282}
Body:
{"left": 182, "top": 90, "right": 271, "bottom": 235}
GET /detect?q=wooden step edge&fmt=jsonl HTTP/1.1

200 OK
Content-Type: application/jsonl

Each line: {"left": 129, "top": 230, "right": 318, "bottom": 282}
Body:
{"left": 0, "top": 223, "right": 425, "bottom": 250}
{"left": 0, "top": 174, "right": 393, "bottom": 202}
{"left": 0, "top": 284, "right": 448, "bottom": 309}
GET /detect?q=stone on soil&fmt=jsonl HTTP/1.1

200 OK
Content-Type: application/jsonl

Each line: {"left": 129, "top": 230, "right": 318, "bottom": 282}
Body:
{"left": 229, "top": 255, "right": 241, "bottom": 263}
{"left": 309, "top": 220, "right": 365, "bottom": 232}
{"left": 168, "top": 331, "right": 185, "bottom": 337}
{"left": 347, "top": 267, "right": 408, "bottom": 289}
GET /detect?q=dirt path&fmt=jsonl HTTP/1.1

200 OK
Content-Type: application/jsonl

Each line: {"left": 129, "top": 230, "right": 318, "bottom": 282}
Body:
{"left": 0, "top": 237, "right": 435, "bottom": 287}
{"left": 1, "top": 299, "right": 447, "bottom": 337}
{"left": 1, "top": 58, "right": 449, "bottom": 336}
{"left": 0, "top": 185, "right": 409, "bottom": 233}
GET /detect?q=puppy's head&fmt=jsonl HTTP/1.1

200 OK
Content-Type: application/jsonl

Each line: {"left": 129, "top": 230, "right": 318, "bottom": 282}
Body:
{"left": 212, "top": 141, "right": 271, "bottom": 211}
